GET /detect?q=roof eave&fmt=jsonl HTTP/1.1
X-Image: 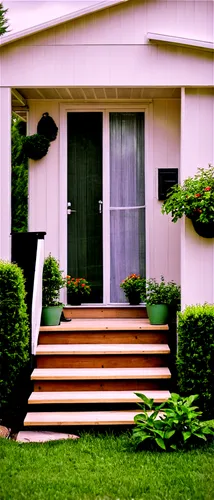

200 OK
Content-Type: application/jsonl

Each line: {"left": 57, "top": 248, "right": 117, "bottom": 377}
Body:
{"left": 147, "top": 32, "right": 214, "bottom": 52}
{"left": 0, "top": 0, "right": 128, "bottom": 47}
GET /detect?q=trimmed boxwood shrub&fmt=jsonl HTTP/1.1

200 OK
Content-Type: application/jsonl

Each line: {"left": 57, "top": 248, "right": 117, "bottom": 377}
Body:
{"left": 0, "top": 261, "right": 30, "bottom": 407}
{"left": 177, "top": 304, "right": 214, "bottom": 418}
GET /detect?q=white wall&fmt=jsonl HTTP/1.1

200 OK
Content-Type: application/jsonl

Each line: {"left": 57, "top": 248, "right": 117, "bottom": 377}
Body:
{"left": 149, "top": 99, "right": 181, "bottom": 283}
{"left": 181, "top": 88, "right": 214, "bottom": 307}
{"left": 1, "top": 0, "right": 213, "bottom": 87}
{"left": 28, "top": 101, "right": 60, "bottom": 259}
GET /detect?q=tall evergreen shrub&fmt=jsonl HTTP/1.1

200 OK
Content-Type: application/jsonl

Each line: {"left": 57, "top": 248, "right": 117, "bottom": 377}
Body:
{"left": 0, "top": 261, "right": 30, "bottom": 407}
{"left": 11, "top": 116, "right": 28, "bottom": 232}
{"left": 177, "top": 304, "right": 214, "bottom": 418}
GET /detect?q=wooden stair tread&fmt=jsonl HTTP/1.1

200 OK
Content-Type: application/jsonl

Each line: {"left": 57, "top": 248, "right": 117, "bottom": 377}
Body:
{"left": 36, "top": 344, "right": 170, "bottom": 355}
{"left": 28, "top": 390, "right": 170, "bottom": 404}
{"left": 39, "top": 318, "right": 168, "bottom": 332}
{"left": 31, "top": 367, "right": 171, "bottom": 380}
{"left": 24, "top": 410, "right": 156, "bottom": 426}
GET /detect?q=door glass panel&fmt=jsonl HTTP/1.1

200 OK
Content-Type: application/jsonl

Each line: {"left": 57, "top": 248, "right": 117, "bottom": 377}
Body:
{"left": 110, "top": 112, "right": 145, "bottom": 303}
{"left": 67, "top": 112, "right": 103, "bottom": 303}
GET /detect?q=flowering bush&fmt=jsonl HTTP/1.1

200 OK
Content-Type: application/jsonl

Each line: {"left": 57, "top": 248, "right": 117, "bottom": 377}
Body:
{"left": 66, "top": 276, "right": 91, "bottom": 296}
{"left": 120, "top": 274, "right": 145, "bottom": 302}
{"left": 161, "top": 164, "right": 214, "bottom": 223}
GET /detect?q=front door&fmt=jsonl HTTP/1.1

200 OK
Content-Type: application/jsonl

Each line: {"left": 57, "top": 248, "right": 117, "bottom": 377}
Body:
{"left": 67, "top": 112, "right": 103, "bottom": 302}
{"left": 67, "top": 110, "right": 145, "bottom": 304}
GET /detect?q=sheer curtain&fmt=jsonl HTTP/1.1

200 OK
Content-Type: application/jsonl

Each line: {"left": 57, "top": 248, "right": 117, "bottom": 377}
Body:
{"left": 110, "top": 112, "right": 145, "bottom": 303}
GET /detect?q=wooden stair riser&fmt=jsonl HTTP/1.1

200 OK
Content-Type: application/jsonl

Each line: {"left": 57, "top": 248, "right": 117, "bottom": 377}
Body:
{"left": 36, "top": 354, "right": 169, "bottom": 369}
{"left": 34, "top": 379, "right": 170, "bottom": 392}
{"left": 63, "top": 307, "right": 147, "bottom": 319}
{"left": 39, "top": 331, "right": 169, "bottom": 345}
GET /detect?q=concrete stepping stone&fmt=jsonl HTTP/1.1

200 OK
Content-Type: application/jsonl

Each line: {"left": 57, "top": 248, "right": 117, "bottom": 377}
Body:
{"left": 16, "top": 431, "right": 80, "bottom": 443}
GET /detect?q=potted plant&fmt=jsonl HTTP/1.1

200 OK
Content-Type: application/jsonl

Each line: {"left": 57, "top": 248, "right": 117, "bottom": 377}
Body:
{"left": 120, "top": 274, "right": 146, "bottom": 305}
{"left": 144, "top": 277, "right": 180, "bottom": 325}
{"left": 161, "top": 164, "right": 214, "bottom": 238}
{"left": 66, "top": 276, "right": 91, "bottom": 305}
{"left": 42, "top": 254, "right": 65, "bottom": 326}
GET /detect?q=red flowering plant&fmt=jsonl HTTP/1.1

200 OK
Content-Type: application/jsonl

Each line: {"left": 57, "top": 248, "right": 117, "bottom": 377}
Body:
{"left": 120, "top": 274, "right": 146, "bottom": 304}
{"left": 66, "top": 276, "right": 91, "bottom": 297}
{"left": 161, "top": 164, "right": 214, "bottom": 224}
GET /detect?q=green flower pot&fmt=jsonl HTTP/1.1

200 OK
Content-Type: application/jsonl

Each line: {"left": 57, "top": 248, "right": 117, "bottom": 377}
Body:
{"left": 41, "top": 306, "right": 63, "bottom": 326}
{"left": 146, "top": 304, "right": 169, "bottom": 325}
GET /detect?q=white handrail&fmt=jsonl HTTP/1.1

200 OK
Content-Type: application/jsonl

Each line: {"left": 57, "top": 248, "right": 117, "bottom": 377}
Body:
{"left": 31, "top": 239, "right": 44, "bottom": 355}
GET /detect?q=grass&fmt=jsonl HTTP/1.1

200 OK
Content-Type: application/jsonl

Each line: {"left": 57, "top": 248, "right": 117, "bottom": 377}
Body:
{"left": 0, "top": 432, "right": 214, "bottom": 500}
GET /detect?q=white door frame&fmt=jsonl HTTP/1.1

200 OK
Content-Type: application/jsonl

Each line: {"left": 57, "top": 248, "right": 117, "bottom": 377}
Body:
{"left": 59, "top": 102, "right": 153, "bottom": 305}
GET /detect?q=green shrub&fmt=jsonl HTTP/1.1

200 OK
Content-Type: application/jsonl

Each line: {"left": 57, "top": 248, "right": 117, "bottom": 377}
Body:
{"left": 0, "top": 261, "right": 30, "bottom": 407}
{"left": 177, "top": 304, "right": 214, "bottom": 418}
{"left": 11, "top": 116, "right": 28, "bottom": 232}
{"left": 133, "top": 393, "right": 213, "bottom": 451}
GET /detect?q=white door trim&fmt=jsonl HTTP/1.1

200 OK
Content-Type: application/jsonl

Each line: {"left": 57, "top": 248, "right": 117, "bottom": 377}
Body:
{"left": 59, "top": 102, "right": 153, "bottom": 305}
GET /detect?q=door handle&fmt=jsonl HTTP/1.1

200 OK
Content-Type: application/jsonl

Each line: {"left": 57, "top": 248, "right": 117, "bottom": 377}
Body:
{"left": 98, "top": 200, "right": 103, "bottom": 214}
{"left": 67, "top": 201, "right": 76, "bottom": 215}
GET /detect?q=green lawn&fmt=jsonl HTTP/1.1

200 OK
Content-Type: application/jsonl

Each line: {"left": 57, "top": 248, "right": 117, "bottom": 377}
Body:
{"left": 0, "top": 432, "right": 214, "bottom": 500}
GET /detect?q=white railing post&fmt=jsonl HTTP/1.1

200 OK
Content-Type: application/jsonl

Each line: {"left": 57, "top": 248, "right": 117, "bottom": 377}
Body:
{"left": 31, "top": 239, "right": 45, "bottom": 355}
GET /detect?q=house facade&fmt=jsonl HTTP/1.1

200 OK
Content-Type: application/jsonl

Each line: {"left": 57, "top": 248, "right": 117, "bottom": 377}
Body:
{"left": 0, "top": 0, "right": 213, "bottom": 307}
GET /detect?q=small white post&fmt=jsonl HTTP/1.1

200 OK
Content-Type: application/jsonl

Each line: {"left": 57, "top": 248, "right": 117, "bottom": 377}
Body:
{"left": 0, "top": 87, "right": 11, "bottom": 260}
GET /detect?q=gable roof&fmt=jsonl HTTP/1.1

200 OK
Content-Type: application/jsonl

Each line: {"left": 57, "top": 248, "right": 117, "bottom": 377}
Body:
{"left": 0, "top": 0, "right": 128, "bottom": 47}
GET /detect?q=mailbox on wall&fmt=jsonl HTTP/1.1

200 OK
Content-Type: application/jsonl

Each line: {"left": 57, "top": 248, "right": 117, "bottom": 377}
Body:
{"left": 158, "top": 168, "right": 178, "bottom": 201}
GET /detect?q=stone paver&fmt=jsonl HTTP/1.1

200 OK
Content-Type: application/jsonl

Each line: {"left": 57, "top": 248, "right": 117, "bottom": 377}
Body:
{"left": 16, "top": 431, "right": 80, "bottom": 443}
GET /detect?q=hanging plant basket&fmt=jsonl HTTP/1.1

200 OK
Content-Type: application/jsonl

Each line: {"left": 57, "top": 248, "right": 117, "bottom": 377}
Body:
{"left": 191, "top": 218, "right": 214, "bottom": 238}
{"left": 23, "top": 134, "right": 50, "bottom": 160}
{"left": 37, "top": 112, "right": 58, "bottom": 142}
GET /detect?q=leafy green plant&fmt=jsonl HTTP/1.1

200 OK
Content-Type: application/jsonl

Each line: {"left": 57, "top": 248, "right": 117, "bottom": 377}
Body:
{"left": 162, "top": 164, "right": 214, "bottom": 223}
{"left": 0, "top": 261, "right": 30, "bottom": 406}
{"left": 23, "top": 133, "right": 50, "bottom": 160}
{"left": 144, "top": 276, "right": 180, "bottom": 308}
{"left": 66, "top": 276, "right": 91, "bottom": 297}
{"left": 177, "top": 303, "right": 214, "bottom": 418}
{"left": 42, "top": 255, "right": 65, "bottom": 307}
{"left": 133, "top": 393, "right": 214, "bottom": 451}
{"left": 120, "top": 274, "right": 146, "bottom": 302}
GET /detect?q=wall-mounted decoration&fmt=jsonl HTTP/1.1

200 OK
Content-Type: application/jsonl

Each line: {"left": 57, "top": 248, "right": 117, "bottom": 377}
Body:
{"left": 23, "top": 134, "right": 50, "bottom": 161}
{"left": 37, "top": 112, "right": 58, "bottom": 142}
{"left": 158, "top": 168, "right": 178, "bottom": 200}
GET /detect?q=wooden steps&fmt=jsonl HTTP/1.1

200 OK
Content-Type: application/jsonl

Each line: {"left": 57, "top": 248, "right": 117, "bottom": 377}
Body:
{"left": 24, "top": 411, "right": 148, "bottom": 426}
{"left": 24, "top": 308, "right": 172, "bottom": 427}
{"left": 28, "top": 390, "right": 171, "bottom": 404}
{"left": 32, "top": 367, "right": 171, "bottom": 380}
{"left": 36, "top": 344, "right": 170, "bottom": 355}
{"left": 63, "top": 305, "right": 147, "bottom": 319}
{"left": 36, "top": 343, "right": 170, "bottom": 369}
